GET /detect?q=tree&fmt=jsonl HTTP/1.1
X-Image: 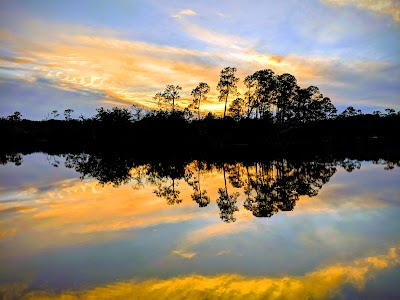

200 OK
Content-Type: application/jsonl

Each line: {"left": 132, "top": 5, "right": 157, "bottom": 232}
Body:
{"left": 162, "top": 85, "right": 182, "bottom": 112}
{"left": 251, "top": 69, "right": 278, "bottom": 119}
{"left": 7, "top": 111, "right": 22, "bottom": 122}
{"left": 131, "top": 104, "right": 144, "bottom": 121}
{"left": 50, "top": 110, "right": 59, "bottom": 120}
{"left": 228, "top": 97, "right": 246, "bottom": 121}
{"left": 384, "top": 108, "right": 396, "bottom": 117}
{"left": 94, "top": 107, "right": 132, "bottom": 124}
{"left": 339, "top": 106, "right": 358, "bottom": 118}
{"left": 276, "top": 73, "right": 298, "bottom": 126}
{"left": 154, "top": 92, "right": 165, "bottom": 110}
{"left": 243, "top": 74, "right": 257, "bottom": 118}
{"left": 64, "top": 109, "right": 74, "bottom": 121}
{"left": 190, "top": 82, "right": 210, "bottom": 120}
{"left": 217, "top": 67, "right": 239, "bottom": 118}
{"left": 295, "top": 87, "right": 337, "bottom": 122}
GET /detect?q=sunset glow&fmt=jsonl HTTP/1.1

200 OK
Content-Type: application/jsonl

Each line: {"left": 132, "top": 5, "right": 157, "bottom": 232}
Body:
{"left": 1, "top": 1, "right": 399, "bottom": 119}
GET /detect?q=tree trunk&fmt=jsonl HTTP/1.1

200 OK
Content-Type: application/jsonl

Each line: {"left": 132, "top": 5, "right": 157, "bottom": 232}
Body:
{"left": 198, "top": 92, "right": 201, "bottom": 120}
{"left": 224, "top": 94, "right": 228, "bottom": 118}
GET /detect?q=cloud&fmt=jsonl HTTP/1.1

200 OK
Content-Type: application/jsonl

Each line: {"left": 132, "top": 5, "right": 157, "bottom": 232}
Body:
{"left": 322, "top": 0, "right": 400, "bottom": 22}
{"left": 172, "top": 9, "right": 197, "bottom": 19}
{"left": 14, "top": 245, "right": 400, "bottom": 300}
{"left": 179, "top": 20, "right": 253, "bottom": 51}
{"left": 1, "top": 17, "right": 398, "bottom": 117}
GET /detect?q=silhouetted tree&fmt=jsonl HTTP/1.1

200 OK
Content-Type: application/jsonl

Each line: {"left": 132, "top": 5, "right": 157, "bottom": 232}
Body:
{"left": 294, "top": 86, "right": 337, "bottom": 122}
{"left": 131, "top": 104, "right": 144, "bottom": 121}
{"left": 244, "top": 74, "right": 257, "bottom": 118}
{"left": 339, "top": 106, "right": 358, "bottom": 118}
{"left": 385, "top": 108, "right": 396, "bottom": 117}
{"left": 217, "top": 67, "right": 239, "bottom": 118}
{"left": 190, "top": 82, "right": 210, "bottom": 120}
{"left": 154, "top": 92, "right": 165, "bottom": 111}
{"left": 162, "top": 85, "right": 182, "bottom": 112}
{"left": 94, "top": 107, "right": 132, "bottom": 124}
{"left": 50, "top": 110, "right": 59, "bottom": 120}
{"left": 276, "top": 73, "right": 298, "bottom": 126}
{"left": 64, "top": 109, "right": 74, "bottom": 121}
{"left": 228, "top": 97, "right": 246, "bottom": 121}
{"left": 7, "top": 111, "right": 22, "bottom": 122}
{"left": 251, "top": 69, "right": 278, "bottom": 119}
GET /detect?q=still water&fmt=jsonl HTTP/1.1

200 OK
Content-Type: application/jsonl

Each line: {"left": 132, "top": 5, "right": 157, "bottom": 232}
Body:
{"left": 0, "top": 152, "right": 399, "bottom": 299}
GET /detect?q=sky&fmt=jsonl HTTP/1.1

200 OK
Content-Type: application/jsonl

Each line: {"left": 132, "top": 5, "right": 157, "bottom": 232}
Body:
{"left": 0, "top": 0, "right": 399, "bottom": 120}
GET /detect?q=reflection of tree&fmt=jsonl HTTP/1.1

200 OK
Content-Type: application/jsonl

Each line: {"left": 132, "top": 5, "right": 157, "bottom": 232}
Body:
{"left": 46, "top": 154, "right": 60, "bottom": 167}
{"left": 238, "top": 159, "right": 337, "bottom": 218}
{"left": 243, "top": 163, "right": 282, "bottom": 218}
{"left": 154, "top": 180, "right": 182, "bottom": 205}
{"left": 185, "top": 161, "right": 210, "bottom": 207}
{"left": 147, "top": 161, "right": 185, "bottom": 205}
{"left": 59, "top": 152, "right": 396, "bottom": 221}
{"left": 339, "top": 159, "right": 361, "bottom": 172}
{"left": 0, "top": 153, "right": 22, "bottom": 166}
{"left": 216, "top": 164, "right": 239, "bottom": 222}
{"left": 64, "top": 153, "right": 135, "bottom": 187}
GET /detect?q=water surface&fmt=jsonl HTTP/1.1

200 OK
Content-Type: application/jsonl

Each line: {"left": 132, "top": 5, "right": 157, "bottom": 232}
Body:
{"left": 0, "top": 152, "right": 399, "bottom": 299}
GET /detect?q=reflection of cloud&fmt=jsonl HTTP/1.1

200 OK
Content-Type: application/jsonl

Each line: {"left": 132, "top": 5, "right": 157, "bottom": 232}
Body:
{"left": 322, "top": 0, "right": 400, "bottom": 22}
{"left": 0, "top": 177, "right": 209, "bottom": 257}
{"left": 174, "top": 212, "right": 254, "bottom": 253}
{"left": 216, "top": 249, "right": 231, "bottom": 256}
{"left": 17, "top": 245, "right": 400, "bottom": 300}
{"left": 172, "top": 250, "right": 197, "bottom": 259}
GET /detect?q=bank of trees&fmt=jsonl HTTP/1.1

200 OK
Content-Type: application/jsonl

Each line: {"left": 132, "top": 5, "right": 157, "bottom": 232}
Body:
{"left": 1, "top": 66, "right": 399, "bottom": 150}
{"left": 150, "top": 66, "right": 339, "bottom": 127}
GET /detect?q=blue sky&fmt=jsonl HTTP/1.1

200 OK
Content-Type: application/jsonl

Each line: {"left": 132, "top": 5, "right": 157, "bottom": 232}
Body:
{"left": 0, "top": 0, "right": 399, "bottom": 119}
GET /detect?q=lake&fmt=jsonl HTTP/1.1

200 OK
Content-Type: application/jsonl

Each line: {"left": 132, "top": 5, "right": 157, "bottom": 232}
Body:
{"left": 1, "top": 152, "right": 399, "bottom": 299}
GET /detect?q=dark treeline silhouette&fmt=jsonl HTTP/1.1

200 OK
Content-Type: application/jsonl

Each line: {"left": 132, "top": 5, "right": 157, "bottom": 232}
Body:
{"left": 1, "top": 66, "right": 399, "bottom": 152}
{"left": 2, "top": 150, "right": 398, "bottom": 222}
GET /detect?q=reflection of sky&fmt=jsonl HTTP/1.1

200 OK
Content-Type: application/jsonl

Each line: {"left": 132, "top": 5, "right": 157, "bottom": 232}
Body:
{"left": 0, "top": 154, "right": 400, "bottom": 298}
{"left": 1, "top": 0, "right": 399, "bottom": 119}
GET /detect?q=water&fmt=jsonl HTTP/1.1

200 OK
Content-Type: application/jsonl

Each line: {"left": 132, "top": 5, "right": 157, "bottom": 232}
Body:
{"left": 0, "top": 152, "right": 399, "bottom": 299}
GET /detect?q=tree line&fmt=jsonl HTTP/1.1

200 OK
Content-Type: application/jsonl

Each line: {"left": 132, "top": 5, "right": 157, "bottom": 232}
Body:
{"left": 3, "top": 66, "right": 399, "bottom": 124}
{"left": 1, "top": 66, "right": 399, "bottom": 151}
